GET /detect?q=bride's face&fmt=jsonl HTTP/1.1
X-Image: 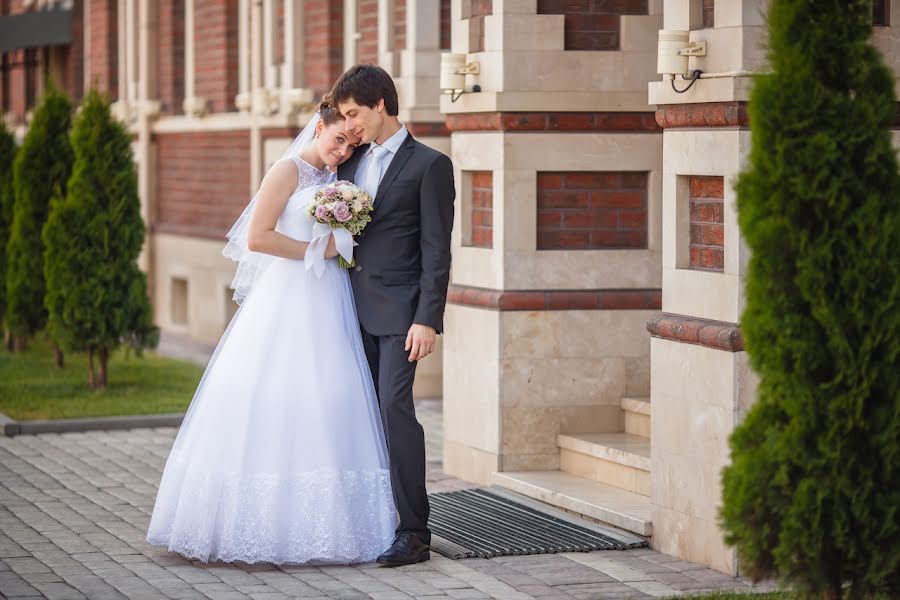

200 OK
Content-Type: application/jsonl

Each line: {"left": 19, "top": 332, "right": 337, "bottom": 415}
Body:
{"left": 316, "top": 121, "right": 361, "bottom": 168}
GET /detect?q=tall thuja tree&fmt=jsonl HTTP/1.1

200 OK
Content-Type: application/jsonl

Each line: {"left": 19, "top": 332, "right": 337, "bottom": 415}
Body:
{"left": 0, "top": 119, "right": 16, "bottom": 350}
{"left": 720, "top": 1, "right": 899, "bottom": 598}
{"left": 43, "top": 89, "right": 158, "bottom": 389}
{"left": 6, "top": 86, "right": 73, "bottom": 357}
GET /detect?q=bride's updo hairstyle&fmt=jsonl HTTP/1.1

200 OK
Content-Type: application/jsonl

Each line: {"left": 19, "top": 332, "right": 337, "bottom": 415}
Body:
{"left": 318, "top": 96, "right": 345, "bottom": 126}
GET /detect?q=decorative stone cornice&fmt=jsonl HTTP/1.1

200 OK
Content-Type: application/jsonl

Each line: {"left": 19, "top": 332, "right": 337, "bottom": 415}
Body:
{"left": 647, "top": 313, "right": 745, "bottom": 352}
{"left": 448, "top": 285, "right": 661, "bottom": 311}
{"left": 446, "top": 112, "right": 662, "bottom": 133}
{"left": 654, "top": 102, "right": 750, "bottom": 129}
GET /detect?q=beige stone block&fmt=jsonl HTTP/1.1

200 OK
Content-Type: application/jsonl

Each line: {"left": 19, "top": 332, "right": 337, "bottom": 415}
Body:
{"left": 500, "top": 169, "right": 535, "bottom": 253}
{"left": 560, "top": 449, "right": 650, "bottom": 496}
{"left": 497, "top": 51, "right": 657, "bottom": 94}
{"left": 484, "top": 13, "right": 565, "bottom": 52}
{"left": 501, "top": 407, "right": 562, "bottom": 455}
{"left": 625, "top": 355, "right": 652, "bottom": 397}
{"left": 558, "top": 405, "right": 622, "bottom": 434}
{"left": 735, "top": 351, "right": 759, "bottom": 414}
{"left": 662, "top": 268, "right": 741, "bottom": 324}
{"left": 650, "top": 505, "right": 737, "bottom": 576}
{"left": 500, "top": 357, "right": 626, "bottom": 408}
{"left": 648, "top": 74, "right": 750, "bottom": 105}
{"left": 714, "top": 0, "right": 767, "bottom": 28}
{"left": 492, "top": 0, "right": 540, "bottom": 13}
{"left": 505, "top": 131, "right": 662, "bottom": 172}
{"left": 413, "top": 337, "right": 443, "bottom": 399}
{"left": 663, "top": 0, "right": 702, "bottom": 30}
{"left": 621, "top": 15, "right": 664, "bottom": 52}
{"left": 507, "top": 249, "right": 662, "bottom": 291}
{"left": 501, "top": 311, "right": 652, "bottom": 360}
{"left": 153, "top": 233, "right": 238, "bottom": 345}
{"left": 687, "top": 27, "right": 767, "bottom": 76}
{"left": 651, "top": 447, "right": 726, "bottom": 520}
{"left": 444, "top": 440, "right": 500, "bottom": 485}
{"left": 443, "top": 305, "right": 501, "bottom": 453}
{"left": 501, "top": 452, "right": 559, "bottom": 472}
{"left": 441, "top": 90, "right": 654, "bottom": 113}
{"left": 624, "top": 410, "right": 651, "bottom": 438}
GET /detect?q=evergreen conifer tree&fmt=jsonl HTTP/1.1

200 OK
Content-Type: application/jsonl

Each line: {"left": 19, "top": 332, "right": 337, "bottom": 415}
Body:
{"left": 0, "top": 119, "right": 16, "bottom": 349}
{"left": 6, "top": 86, "right": 73, "bottom": 355}
{"left": 721, "top": 1, "right": 900, "bottom": 597}
{"left": 43, "top": 89, "right": 158, "bottom": 388}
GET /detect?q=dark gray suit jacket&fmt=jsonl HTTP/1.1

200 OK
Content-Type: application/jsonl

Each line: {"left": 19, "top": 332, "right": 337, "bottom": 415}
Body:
{"left": 338, "top": 133, "right": 455, "bottom": 336}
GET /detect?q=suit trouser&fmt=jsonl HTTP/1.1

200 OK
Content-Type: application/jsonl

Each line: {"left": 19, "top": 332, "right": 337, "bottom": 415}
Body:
{"left": 359, "top": 326, "right": 431, "bottom": 544}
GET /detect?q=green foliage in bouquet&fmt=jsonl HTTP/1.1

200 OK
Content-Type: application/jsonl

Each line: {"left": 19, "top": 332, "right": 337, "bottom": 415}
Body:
{"left": 720, "top": 1, "right": 900, "bottom": 598}
{"left": 0, "top": 119, "right": 16, "bottom": 335}
{"left": 6, "top": 85, "right": 73, "bottom": 347}
{"left": 43, "top": 89, "right": 158, "bottom": 389}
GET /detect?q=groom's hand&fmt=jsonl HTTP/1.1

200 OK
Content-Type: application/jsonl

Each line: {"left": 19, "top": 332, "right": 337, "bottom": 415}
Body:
{"left": 405, "top": 324, "right": 436, "bottom": 362}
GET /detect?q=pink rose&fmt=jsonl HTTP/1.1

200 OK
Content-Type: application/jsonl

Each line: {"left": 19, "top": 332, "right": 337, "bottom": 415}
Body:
{"left": 314, "top": 205, "right": 330, "bottom": 221}
{"left": 332, "top": 202, "right": 352, "bottom": 223}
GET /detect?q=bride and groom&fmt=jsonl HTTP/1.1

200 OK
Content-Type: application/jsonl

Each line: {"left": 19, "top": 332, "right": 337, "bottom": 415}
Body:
{"left": 145, "top": 65, "right": 455, "bottom": 566}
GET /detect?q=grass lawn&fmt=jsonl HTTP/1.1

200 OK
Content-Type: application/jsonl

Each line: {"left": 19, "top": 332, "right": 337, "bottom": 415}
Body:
{"left": 0, "top": 337, "right": 204, "bottom": 421}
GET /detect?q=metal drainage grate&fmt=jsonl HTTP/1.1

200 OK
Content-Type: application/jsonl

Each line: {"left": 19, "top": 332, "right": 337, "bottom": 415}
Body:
{"left": 428, "top": 488, "right": 647, "bottom": 559}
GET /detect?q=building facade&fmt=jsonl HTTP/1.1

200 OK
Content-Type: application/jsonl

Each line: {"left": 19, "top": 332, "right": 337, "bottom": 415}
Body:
{"left": 1, "top": 0, "right": 897, "bottom": 575}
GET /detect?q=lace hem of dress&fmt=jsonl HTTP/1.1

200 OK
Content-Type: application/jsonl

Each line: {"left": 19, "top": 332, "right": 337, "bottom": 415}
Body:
{"left": 146, "top": 456, "right": 396, "bottom": 565}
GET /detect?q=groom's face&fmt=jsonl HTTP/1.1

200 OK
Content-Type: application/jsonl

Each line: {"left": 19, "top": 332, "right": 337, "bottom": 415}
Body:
{"left": 337, "top": 98, "right": 383, "bottom": 145}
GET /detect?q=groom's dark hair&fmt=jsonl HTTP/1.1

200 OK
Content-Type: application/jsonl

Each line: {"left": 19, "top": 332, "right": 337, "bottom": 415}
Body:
{"left": 331, "top": 64, "right": 399, "bottom": 117}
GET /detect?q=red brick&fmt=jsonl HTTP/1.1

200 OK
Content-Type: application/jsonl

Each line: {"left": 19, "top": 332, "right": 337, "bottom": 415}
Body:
{"left": 471, "top": 227, "right": 493, "bottom": 248}
{"left": 537, "top": 173, "right": 563, "bottom": 190}
{"left": 538, "top": 230, "right": 590, "bottom": 250}
{"left": 619, "top": 209, "right": 647, "bottom": 229}
{"left": 538, "top": 190, "right": 590, "bottom": 209}
{"left": 537, "top": 210, "right": 563, "bottom": 228}
{"left": 562, "top": 210, "right": 618, "bottom": 229}
{"left": 599, "top": 290, "right": 658, "bottom": 310}
{"left": 440, "top": 0, "right": 451, "bottom": 49}
{"left": 470, "top": 0, "right": 492, "bottom": 17}
{"left": 471, "top": 171, "right": 493, "bottom": 189}
{"left": 548, "top": 113, "right": 596, "bottom": 130}
{"left": 546, "top": 291, "right": 600, "bottom": 310}
{"left": 497, "top": 292, "right": 546, "bottom": 310}
{"left": 590, "top": 190, "right": 645, "bottom": 208}
{"left": 564, "top": 172, "right": 612, "bottom": 189}
{"left": 701, "top": 223, "right": 724, "bottom": 246}
{"left": 590, "top": 230, "right": 645, "bottom": 249}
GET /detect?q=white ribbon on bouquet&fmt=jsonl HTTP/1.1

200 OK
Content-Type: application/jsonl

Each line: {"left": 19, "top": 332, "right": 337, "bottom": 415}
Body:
{"left": 304, "top": 223, "right": 355, "bottom": 277}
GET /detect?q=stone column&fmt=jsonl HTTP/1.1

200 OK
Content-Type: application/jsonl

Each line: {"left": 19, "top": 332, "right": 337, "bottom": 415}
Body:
{"left": 236, "top": 0, "right": 252, "bottom": 111}
{"left": 377, "top": 0, "right": 398, "bottom": 75}
{"left": 280, "top": 0, "right": 314, "bottom": 113}
{"left": 182, "top": 0, "right": 207, "bottom": 115}
{"left": 646, "top": 0, "right": 768, "bottom": 575}
{"left": 442, "top": 2, "right": 664, "bottom": 483}
{"left": 344, "top": 0, "right": 358, "bottom": 69}
{"left": 135, "top": 0, "right": 160, "bottom": 277}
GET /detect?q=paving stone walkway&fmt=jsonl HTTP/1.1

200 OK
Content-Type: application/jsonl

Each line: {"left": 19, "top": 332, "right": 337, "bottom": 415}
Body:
{"left": 0, "top": 400, "right": 774, "bottom": 599}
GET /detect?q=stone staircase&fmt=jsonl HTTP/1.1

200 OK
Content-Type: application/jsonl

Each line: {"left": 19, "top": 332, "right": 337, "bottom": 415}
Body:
{"left": 492, "top": 396, "right": 653, "bottom": 537}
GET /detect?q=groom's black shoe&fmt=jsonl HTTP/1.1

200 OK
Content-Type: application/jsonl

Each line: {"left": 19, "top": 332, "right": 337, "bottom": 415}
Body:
{"left": 376, "top": 532, "right": 430, "bottom": 566}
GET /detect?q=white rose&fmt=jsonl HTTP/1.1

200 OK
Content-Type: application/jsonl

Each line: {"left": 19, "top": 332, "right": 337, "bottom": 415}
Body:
{"left": 342, "top": 189, "right": 353, "bottom": 201}
{"left": 352, "top": 200, "right": 363, "bottom": 212}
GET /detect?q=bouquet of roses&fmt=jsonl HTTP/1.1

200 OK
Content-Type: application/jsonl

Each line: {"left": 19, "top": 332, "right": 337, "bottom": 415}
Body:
{"left": 307, "top": 180, "right": 373, "bottom": 268}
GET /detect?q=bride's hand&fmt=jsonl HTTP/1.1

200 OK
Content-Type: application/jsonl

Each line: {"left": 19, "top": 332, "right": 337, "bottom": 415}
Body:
{"left": 324, "top": 233, "right": 340, "bottom": 259}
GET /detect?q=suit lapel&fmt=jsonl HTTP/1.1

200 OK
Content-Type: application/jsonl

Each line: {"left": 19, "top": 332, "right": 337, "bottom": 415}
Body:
{"left": 375, "top": 133, "right": 416, "bottom": 201}
{"left": 338, "top": 143, "right": 369, "bottom": 183}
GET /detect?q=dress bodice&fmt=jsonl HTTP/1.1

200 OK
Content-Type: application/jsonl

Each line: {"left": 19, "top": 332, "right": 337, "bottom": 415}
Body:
{"left": 275, "top": 156, "right": 329, "bottom": 242}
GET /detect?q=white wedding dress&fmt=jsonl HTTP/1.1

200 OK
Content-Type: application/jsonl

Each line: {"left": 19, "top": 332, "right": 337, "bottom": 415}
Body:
{"left": 146, "top": 156, "right": 397, "bottom": 564}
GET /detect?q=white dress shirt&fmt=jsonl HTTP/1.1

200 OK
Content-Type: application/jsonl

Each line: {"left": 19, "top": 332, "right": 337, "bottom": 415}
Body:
{"left": 353, "top": 124, "right": 409, "bottom": 197}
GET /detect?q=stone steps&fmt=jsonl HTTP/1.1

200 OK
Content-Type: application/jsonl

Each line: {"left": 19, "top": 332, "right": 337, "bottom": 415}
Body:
{"left": 621, "top": 396, "right": 651, "bottom": 437}
{"left": 491, "top": 470, "right": 652, "bottom": 537}
{"left": 557, "top": 432, "right": 651, "bottom": 496}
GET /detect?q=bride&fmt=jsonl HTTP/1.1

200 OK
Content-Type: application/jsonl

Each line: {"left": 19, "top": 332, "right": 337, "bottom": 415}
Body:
{"left": 145, "top": 100, "right": 397, "bottom": 564}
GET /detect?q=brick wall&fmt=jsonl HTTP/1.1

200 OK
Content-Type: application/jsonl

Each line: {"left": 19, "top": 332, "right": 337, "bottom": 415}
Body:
{"left": 155, "top": 132, "right": 251, "bottom": 239}
{"left": 358, "top": 0, "right": 379, "bottom": 64}
{"left": 441, "top": 0, "right": 451, "bottom": 50}
{"left": 87, "top": 0, "right": 117, "bottom": 98}
{"left": 536, "top": 0, "right": 648, "bottom": 51}
{"left": 305, "top": 0, "right": 343, "bottom": 97}
{"left": 395, "top": 0, "right": 406, "bottom": 52}
{"left": 688, "top": 176, "right": 724, "bottom": 271}
{"left": 537, "top": 172, "right": 648, "bottom": 250}
{"left": 194, "top": 0, "right": 238, "bottom": 113}
{"left": 158, "top": 0, "right": 185, "bottom": 115}
{"left": 468, "top": 171, "right": 493, "bottom": 248}
{"left": 702, "top": 0, "right": 714, "bottom": 28}
{"left": 61, "top": 0, "right": 84, "bottom": 103}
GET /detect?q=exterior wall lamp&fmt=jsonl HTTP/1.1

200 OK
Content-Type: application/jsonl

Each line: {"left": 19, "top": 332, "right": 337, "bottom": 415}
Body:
{"left": 440, "top": 53, "right": 482, "bottom": 102}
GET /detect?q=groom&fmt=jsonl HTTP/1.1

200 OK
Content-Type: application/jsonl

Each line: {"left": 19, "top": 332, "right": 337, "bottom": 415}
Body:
{"left": 331, "top": 65, "right": 455, "bottom": 566}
